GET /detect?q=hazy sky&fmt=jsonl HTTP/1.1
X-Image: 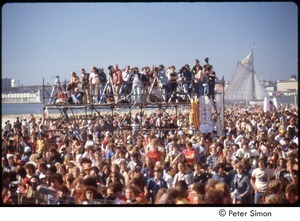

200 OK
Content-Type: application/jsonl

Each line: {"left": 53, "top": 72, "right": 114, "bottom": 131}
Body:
{"left": 2, "top": 2, "right": 298, "bottom": 86}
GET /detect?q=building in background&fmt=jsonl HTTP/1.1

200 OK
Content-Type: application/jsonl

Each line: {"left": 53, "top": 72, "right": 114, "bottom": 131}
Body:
{"left": 277, "top": 75, "right": 298, "bottom": 92}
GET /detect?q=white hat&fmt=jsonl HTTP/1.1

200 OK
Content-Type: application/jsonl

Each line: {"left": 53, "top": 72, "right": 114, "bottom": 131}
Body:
{"left": 250, "top": 149, "right": 260, "bottom": 157}
{"left": 6, "top": 154, "right": 14, "bottom": 159}
{"left": 24, "top": 146, "right": 32, "bottom": 153}
{"left": 178, "top": 130, "right": 184, "bottom": 136}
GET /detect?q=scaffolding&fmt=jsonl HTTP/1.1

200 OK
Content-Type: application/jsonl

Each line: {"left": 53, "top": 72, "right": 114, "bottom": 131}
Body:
{"left": 41, "top": 76, "right": 226, "bottom": 137}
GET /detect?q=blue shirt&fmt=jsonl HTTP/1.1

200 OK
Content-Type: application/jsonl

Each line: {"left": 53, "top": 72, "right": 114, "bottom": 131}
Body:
{"left": 212, "top": 172, "right": 230, "bottom": 187}
{"left": 147, "top": 177, "right": 168, "bottom": 203}
{"left": 105, "top": 150, "right": 114, "bottom": 159}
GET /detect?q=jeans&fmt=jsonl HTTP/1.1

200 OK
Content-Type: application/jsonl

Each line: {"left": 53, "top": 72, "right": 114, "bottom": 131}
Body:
{"left": 254, "top": 191, "right": 264, "bottom": 204}
{"left": 91, "top": 84, "right": 99, "bottom": 103}
{"left": 98, "top": 83, "right": 106, "bottom": 103}
{"left": 132, "top": 83, "right": 141, "bottom": 102}
{"left": 72, "top": 93, "right": 83, "bottom": 104}
{"left": 162, "top": 84, "right": 170, "bottom": 102}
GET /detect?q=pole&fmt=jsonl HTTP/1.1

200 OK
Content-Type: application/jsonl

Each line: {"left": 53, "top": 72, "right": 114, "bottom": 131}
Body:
{"left": 222, "top": 76, "right": 225, "bottom": 136}
{"left": 42, "top": 78, "right": 45, "bottom": 114}
{"left": 112, "top": 98, "right": 139, "bottom": 139}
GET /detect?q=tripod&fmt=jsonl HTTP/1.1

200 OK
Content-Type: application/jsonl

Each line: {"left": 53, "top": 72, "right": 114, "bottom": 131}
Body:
{"left": 146, "top": 76, "right": 163, "bottom": 103}
{"left": 99, "top": 75, "right": 116, "bottom": 104}
{"left": 48, "top": 76, "right": 61, "bottom": 104}
{"left": 168, "top": 76, "right": 191, "bottom": 103}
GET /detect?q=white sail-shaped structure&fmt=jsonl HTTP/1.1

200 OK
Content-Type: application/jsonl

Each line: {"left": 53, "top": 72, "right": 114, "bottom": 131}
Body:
{"left": 225, "top": 50, "right": 269, "bottom": 103}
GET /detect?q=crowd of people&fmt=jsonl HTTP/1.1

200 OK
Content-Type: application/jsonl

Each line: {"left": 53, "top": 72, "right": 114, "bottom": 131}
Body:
{"left": 2, "top": 97, "right": 298, "bottom": 205}
{"left": 53, "top": 58, "right": 217, "bottom": 105}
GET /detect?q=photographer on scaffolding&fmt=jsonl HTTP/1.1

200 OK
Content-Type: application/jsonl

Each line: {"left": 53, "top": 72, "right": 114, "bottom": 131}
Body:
{"left": 131, "top": 67, "right": 142, "bottom": 103}
{"left": 148, "top": 66, "right": 163, "bottom": 102}
{"left": 98, "top": 67, "right": 107, "bottom": 104}
{"left": 157, "top": 64, "right": 169, "bottom": 102}
{"left": 167, "top": 66, "right": 178, "bottom": 103}
{"left": 121, "top": 65, "right": 133, "bottom": 101}
{"left": 180, "top": 65, "right": 193, "bottom": 102}
{"left": 89, "top": 66, "right": 100, "bottom": 103}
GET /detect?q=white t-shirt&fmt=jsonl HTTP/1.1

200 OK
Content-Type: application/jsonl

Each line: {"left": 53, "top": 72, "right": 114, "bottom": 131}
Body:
{"left": 89, "top": 72, "right": 100, "bottom": 84}
{"left": 84, "top": 139, "right": 95, "bottom": 149}
{"left": 251, "top": 167, "right": 274, "bottom": 191}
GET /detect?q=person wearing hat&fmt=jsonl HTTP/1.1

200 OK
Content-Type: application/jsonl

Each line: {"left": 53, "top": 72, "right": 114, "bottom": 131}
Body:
{"left": 274, "top": 129, "right": 286, "bottom": 144}
{"left": 21, "top": 146, "right": 32, "bottom": 164}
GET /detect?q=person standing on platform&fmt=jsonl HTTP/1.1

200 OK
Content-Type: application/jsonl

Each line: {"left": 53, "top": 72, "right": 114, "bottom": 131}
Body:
{"left": 113, "top": 64, "right": 123, "bottom": 103}
{"left": 121, "top": 65, "right": 133, "bottom": 101}
{"left": 131, "top": 67, "right": 142, "bottom": 103}
{"left": 167, "top": 66, "right": 178, "bottom": 102}
{"left": 89, "top": 66, "right": 100, "bottom": 104}
{"left": 98, "top": 67, "right": 107, "bottom": 104}
{"left": 81, "top": 68, "right": 90, "bottom": 104}
{"left": 157, "top": 64, "right": 169, "bottom": 102}
{"left": 194, "top": 65, "right": 204, "bottom": 97}
{"left": 207, "top": 65, "right": 216, "bottom": 100}
{"left": 67, "top": 72, "right": 80, "bottom": 94}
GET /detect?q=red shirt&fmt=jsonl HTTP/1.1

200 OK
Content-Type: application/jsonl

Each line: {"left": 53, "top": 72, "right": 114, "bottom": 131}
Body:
{"left": 184, "top": 148, "right": 196, "bottom": 166}
{"left": 113, "top": 69, "right": 123, "bottom": 85}
{"left": 146, "top": 150, "right": 163, "bottom": 166}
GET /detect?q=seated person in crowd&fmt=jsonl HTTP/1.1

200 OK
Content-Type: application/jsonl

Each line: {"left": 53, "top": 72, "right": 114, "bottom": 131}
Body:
{"left": 71, "top": 87, "right": 83, "bottom": 104}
